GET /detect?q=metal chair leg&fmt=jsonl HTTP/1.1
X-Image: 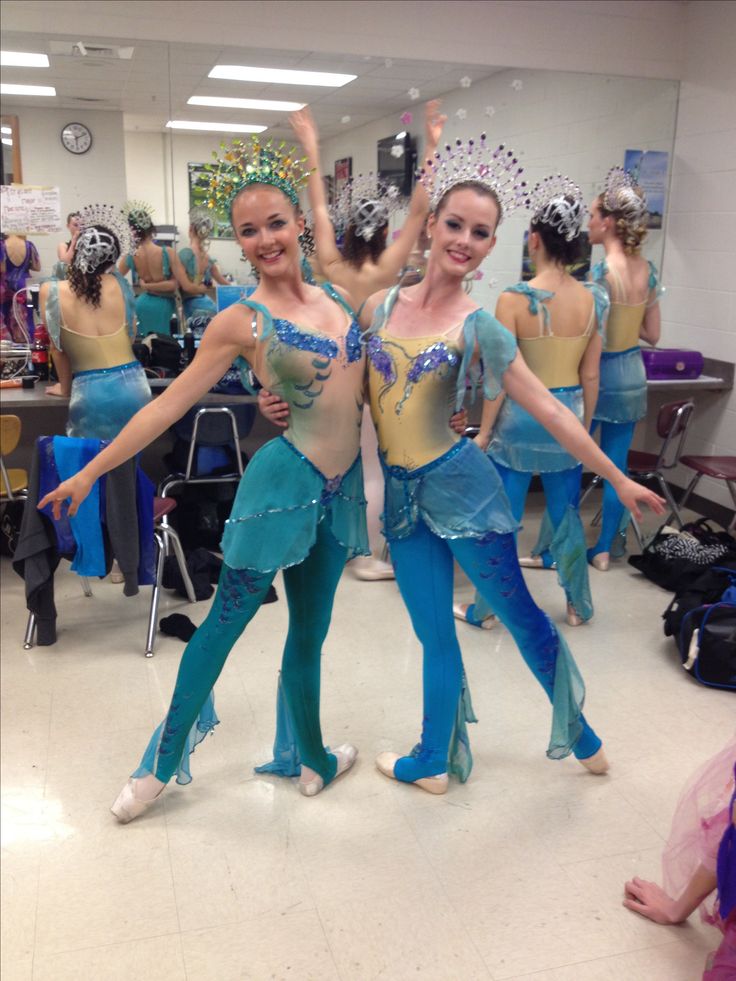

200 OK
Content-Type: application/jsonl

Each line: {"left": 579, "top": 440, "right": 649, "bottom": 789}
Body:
{"left": 23, "top": 612, "right": 36, "bottom": 650}
{"left": 657, "top": 474, "right": 684, "bottom": 529}
{"left": 81, "top": 576, "right": 93, "bottom": 597}
{"left": 145, "top": 529, "right": 167, "bottom": 658}
{"left": 162, "top": 523, "right": 197, "bottom": 604}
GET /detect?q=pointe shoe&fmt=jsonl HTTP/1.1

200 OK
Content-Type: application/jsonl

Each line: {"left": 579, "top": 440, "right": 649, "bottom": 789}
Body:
{"left": 578, "top": 747, "right": 610, "bottom": 775}
{"left": 518, "top": 555, "right": 556, "bottom": 570}
{"left": 111, "top": 778, "right": 165, "bottom": 824}
{"left": 350, "top": 557, "right": 395, "bottom": 581}
{"left": 375, "top": 751, "right": 449, "bottom": 795}
{"left": 452, "top": 603, "right": 497, "bottom": 630}
{"left": 590, "top": 553, "right": 610, "bottom": 572}
{"left": 299, "top": 743, "right": 358, "bottom": 797}
{"left": 566, "top": 603, "right": 584, "bottom": 627}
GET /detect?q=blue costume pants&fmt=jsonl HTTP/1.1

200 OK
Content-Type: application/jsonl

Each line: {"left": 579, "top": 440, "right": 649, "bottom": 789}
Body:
{"left": 389, "top": 519, "right": 602, "bottom": 782}
{"left": 473, "top": 463, "right": 590, "bottom": 620}
{"left": 133, "top": 522, "right": 347, "bottom": 786}
{"left": 589, "top": 420, "right": 635, "bottom": 558}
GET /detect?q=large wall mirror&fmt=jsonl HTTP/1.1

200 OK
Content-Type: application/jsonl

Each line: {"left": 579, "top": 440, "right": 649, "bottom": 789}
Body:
{"left": 1, "top": 30, "right": 679, "bottom": 313}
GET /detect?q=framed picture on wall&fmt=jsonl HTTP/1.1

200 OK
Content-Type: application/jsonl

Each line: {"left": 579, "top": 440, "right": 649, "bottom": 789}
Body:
{"left": 188, "top": 162, "right": 233, "bottom": 240}
{"left": 623, "top": 149, "right": 668, "bottom": 229}
{"left": 334, "top": 157, "right": 352, "bottom": 198}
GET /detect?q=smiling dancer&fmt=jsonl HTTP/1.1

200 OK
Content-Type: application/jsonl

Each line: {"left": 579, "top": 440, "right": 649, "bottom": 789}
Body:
{"left": 40, "top": 136, "right": 370, "bottom": 819}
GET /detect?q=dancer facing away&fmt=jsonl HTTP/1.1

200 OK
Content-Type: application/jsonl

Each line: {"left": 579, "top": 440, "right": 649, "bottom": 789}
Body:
{"left": 177, "top": 208, "right": 229, "bottom": 323}
{"left": 118, "top": 202, "right": 179, "bottom": 336}
{"left": 454, "top": 175, "right": 606, "bottom": 630}
{"left": 275, "top": 100, "right": 449, "bottom": 581}
{"left": 585, "top": 167, "right": 662, "bottom": 570}
{"left": 40, "top": 136, "right": 370, "bottom": 821}
{"left": 262, "top": 134, "right": 665, "bottom": 795}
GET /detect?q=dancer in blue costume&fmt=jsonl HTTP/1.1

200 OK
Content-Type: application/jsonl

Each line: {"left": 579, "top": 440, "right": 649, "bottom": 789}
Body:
{"left": 177, "top": 208, "right": 229, "bottom": 323}
{"left": 262, "top": 137, "right": 665, "bottom": 794}
{"left": 41, "top": 137, "right": 369, "bottom": 821}
{"left": 42, "top": 204, "right": 151, "bottom": 438}
{"left": 585, "top": 167, "right": 663, "bottom": 570}
{"left": 118, "top": 202, "right": 179, "bottom": 336}
{"left": 454, "top": 176, "right": 607, "bottom": 629}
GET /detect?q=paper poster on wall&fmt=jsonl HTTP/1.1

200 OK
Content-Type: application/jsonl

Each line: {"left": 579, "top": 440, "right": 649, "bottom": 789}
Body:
{"left": 623, "top": 150, "right": 668, "bottom": 229}
{"left": 188, "top": 163, "right": 233, "bottom": 240}
{"left": 521, "top": 231, "right": 591, "bottom": 282}
{"left": 0, "top": 184, "right": 61, "bottom": 234}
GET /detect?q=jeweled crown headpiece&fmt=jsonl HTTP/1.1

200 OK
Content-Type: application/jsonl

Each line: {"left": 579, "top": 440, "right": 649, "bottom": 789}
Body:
{"left": 332, "top": 174, "right": 405, "bottom": 241}
{"left": 73, "top": 203, "right": 131, "bottom": 274}
{"left": 419, "top": 134, "right": 529, "bottom": 221}
{"left": 122, "top": 200, "right": 155, "bottom": 238}
{"left": 528, "top": 174, "right": 584, "bottom": 242}
{"left": 601, "top": 167, "right": 647, "bottom": 224}
{"left": 204, "top": 136, "right": 311, "bottom": 212}
{"left": 189, "top": 207, "right": 215, "bottom": 239}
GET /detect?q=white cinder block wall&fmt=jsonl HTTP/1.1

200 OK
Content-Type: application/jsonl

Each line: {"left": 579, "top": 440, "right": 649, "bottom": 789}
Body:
{"left": 657, "top": 0, "right": 736, "bottom": 510}
{"left": 318, "top": 70, "right": 678, "bottom": 317}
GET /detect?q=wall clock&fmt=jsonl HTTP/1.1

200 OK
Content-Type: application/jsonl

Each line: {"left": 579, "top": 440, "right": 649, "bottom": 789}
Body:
{"left": 61, "top": 122, "right": 92, "bottom": 155}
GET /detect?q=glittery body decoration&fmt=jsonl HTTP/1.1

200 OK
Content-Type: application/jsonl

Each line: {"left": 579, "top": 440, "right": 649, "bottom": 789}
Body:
{"left": 204, "top": 136, "right": 311, "bottom": 212}
{"left": 366, "top": 334, "right": 458, "bottom": 414}
{"left": 527, "top": 174, "right": 584, "bottom": 242}
{"left": 418, "top": 134, "right": 529, "bottom": 221}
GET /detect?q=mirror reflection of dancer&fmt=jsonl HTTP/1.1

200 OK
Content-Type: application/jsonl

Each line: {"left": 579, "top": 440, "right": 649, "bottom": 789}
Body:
{"left": 177, "top": 208, "right": 229, "bottom": 323}
{"left": 272, "top": 102, "right": 449, "bottom": 581}
{"left": 454, "top": 176, "right": 606, "bottom": 630}
{"left": 118, "top": 202, "right": 179, "bottom": 336}
{"left": 53, "top": 211, "right": 81, "bottom": 279}
{"left": 585, "top": 168, "right": 662, "bottom": 570}
{"left": 39, "top": 137, "right": 370, "bottom": 821}
{"left": 262, "top": 137, "right": 666, "bottom": 793}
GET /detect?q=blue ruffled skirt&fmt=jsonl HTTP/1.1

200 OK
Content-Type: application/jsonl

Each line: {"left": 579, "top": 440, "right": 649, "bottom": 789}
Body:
{"left": 489, "top": 386, "right": 584, "bottom": 473}
{"left": 594, "top": 347, "right": 647, "bottom": 424}
{"left": 68, "top": 361, "right": 151, "bottom": 440}
{"left": 381, "top": 439, "right": 518, "bottom": 543}
{"left": 221, "top": 436, "right": 369, "bottom": 573}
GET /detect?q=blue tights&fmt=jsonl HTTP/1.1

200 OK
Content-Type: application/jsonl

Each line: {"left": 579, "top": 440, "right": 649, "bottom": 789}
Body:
{"left": 390, "top": 520, "right": 602, "bottom": 782}
{"left": 589, "top": 420, "right": 635, "bottom": 558}
{"left": 134, "top": 522, "right": 348, "bottom": 786}
{"left": 473, "top": 463, "right": 586, "bottom": 620}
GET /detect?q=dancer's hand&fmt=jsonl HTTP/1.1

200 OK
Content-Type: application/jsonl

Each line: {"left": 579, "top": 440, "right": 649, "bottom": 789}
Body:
{"left": 290, "top": 107, "right": 319, "bottom": 160}
{"left": 424, "top": 99, "right": 447, "bottom": 152}
{"left": 258, "top": 388, "right": 289, "bottom": 428}
{"left": 38, "top": 471, "right": 94, "bottom": 519}
{"left": 623, "top": 878, "right": 683, "bottom": 924}
{"left": 449, "top": 408, "right": 468, "bottom": 435}
{"left": 613, "top": 477, "right": 665, "bottom": 521}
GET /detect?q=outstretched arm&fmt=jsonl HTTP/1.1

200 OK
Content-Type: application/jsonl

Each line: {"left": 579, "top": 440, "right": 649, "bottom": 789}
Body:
{"left": 38, "top": 307, "right": 252, "bottom": 517}
{"left": 290, "top": 108, "right": 343, "bottom": 272}
{"left": 375, "top": 100, "right": 447, "bottom": 282}
{"left": 502, "top": 352, "right": 665, "bottom": 519}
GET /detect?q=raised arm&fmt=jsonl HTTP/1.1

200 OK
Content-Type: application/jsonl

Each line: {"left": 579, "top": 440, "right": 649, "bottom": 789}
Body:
{"left": 502, "top": 352, "right": 665, "bottom": 519}
{"left": 290, "top": 108, "right": 343, "bottom": 272}
{"left": 38, "top": 306, "right": 252, "bottom": 517}
{"left": 374, "top": 100, "right": 447, "bottom": 282}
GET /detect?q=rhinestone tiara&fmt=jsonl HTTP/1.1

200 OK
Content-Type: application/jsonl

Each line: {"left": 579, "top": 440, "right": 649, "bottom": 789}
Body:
{"left": 418, "top": 134, "right": 529, "bottom": 221}
{"left": 602, "top": 167, "right": 647, "bottom": 223}
{"left": 527, "top": 174, "right": 584, "bottom": 241}
{"left": 122, "top": 199, "right": 155, "bottom": 238}
{"left": 331, "top": 174, "right": 405, "bottom": 241}
{"left": 204, "top": 135, "right": 311, "bottom": 212}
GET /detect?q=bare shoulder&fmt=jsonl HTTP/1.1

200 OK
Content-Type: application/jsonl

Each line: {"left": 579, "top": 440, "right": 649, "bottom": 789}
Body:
{"left": 360, "top": 288, "right": 389, "bottom": 328}
{"left": 200, "top": 302, "right": 254, "bottom": 352}
{"left": 326, "top": 281, "right": 358, "bottom": 313}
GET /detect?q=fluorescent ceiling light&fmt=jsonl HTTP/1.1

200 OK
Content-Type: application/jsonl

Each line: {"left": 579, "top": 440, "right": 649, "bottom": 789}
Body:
{"left": 189, "top": 95, "right": 305, "bottom": 112}
{"left": 0, "top": 51, "right": 49, "bottom": 68}
{"left": 1, "top": 126, "right": 12, "bottom": 134}
{"left": 0, "top": 83, "right": 56, "bottom": 96}
{"left": 166, "top": 120, "right": 267, "bottom": 133}
{"left": 2, "top": 138, "right": 13, "bottom": 146}
{"left": 209, "top": 65, "right": 355, "bottom": 87}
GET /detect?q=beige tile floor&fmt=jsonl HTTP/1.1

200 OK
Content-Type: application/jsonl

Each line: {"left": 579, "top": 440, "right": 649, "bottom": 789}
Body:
{"left": 1, "top": 501, "right": 733, "bottom": 981}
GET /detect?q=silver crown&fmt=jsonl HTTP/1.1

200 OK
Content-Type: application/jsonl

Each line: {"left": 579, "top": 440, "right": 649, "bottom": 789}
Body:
{"left": 419, "top": 134, "right": 528, "bottom": 221}
{"left": 189, "top": 207, "right": 215, "bottom": 239}
{"left": 122, "top": 199, "right": 155, "bottom": 238}
{"left": 332, "top": 174, "right": 405, "bottom": 241}
{"left": 527, "top": 174, "right": 584, "bottom": 241}
{"left": 602, "top": 167, "right": 647, "bottom": 223}
{"left": 73, "top": 203, "right": 131, "bottom": 272}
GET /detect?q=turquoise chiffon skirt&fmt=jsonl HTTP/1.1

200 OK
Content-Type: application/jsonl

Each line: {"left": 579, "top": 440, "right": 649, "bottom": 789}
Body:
{"left": 489, "top": 386, "right": 584, "bottom": 473}
{"left": 594, "top": 347, "right": 647, "bottom": 424}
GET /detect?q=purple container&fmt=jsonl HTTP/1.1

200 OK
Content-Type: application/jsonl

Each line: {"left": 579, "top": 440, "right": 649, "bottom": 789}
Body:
{"left": 642, "top": 348, "right": 704, "bottom": 380}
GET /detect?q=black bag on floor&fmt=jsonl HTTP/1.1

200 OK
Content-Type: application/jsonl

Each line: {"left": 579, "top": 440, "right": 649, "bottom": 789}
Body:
{"left": 677, "top": 600, "right": 736, "bottom": 690}
{"left": 629, "top": 522, "right": 736, "bottom": 592}
{"left": 0, "top": 500, "right": 25, "bottom": 556}
{"left": 663, "top": 562, "right": 736, "bottom": 638}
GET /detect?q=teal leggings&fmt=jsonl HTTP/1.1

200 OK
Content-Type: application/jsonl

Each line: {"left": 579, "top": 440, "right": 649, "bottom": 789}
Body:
{"left": 134, "top": 522, "right": 347, "bottom": 786}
